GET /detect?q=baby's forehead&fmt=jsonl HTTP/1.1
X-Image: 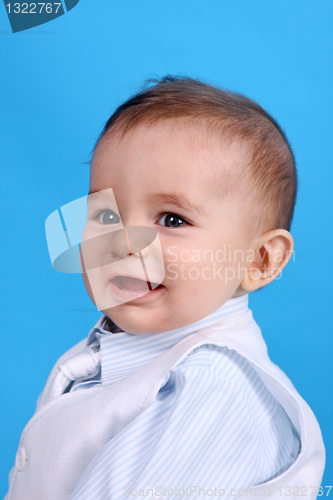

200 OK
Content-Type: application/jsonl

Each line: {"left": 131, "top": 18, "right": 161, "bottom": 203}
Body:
{"left": 93, "top": 120, "right": 251, "bottom": 197}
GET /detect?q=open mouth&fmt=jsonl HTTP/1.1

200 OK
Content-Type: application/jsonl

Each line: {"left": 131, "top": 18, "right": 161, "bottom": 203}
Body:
{"left": 110, "top": 275, "right": 163, "bottom": 292}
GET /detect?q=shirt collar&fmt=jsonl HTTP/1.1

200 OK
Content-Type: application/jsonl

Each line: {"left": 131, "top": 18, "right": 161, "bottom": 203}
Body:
{"left": 86, "top": 294, "right": 249, "bottom": 385}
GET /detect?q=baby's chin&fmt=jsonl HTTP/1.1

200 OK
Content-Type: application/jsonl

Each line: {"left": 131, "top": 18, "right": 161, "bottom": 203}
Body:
{"left": 102, "top": 306, "right": 171, "bottom": 335}
{"left": 101, "top": 293, "right": 198, "bottom": 334}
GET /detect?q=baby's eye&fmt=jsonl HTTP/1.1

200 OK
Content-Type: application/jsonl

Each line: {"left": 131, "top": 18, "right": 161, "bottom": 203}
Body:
{"left": 157, "top": 213, "right": 187, "bottom": 228}
{"left": 95, "top": 210, "right": 120, "bottom": 225}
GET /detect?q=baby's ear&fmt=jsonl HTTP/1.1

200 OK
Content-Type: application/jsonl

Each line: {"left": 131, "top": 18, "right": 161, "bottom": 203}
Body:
{"left": 241, "top": 229, "right": 294, "bottom": 292}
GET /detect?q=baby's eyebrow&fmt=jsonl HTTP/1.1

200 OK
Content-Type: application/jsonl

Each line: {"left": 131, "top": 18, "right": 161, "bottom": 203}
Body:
{"left": 87, "top": 190, "right": 116, "bottom": 204}
{"left": 148, "top": 193, "right": 207, "bottom": 217}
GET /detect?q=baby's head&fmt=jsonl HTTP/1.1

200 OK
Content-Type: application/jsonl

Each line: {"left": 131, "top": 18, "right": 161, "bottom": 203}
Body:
{"left": 81, "top": 76, "right": 297, "bottom": 334}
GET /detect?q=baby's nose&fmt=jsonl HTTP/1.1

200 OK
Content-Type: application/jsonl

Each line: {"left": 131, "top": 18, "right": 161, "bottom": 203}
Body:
{"left": 108, "top": 226, "right": 157, "bottom": 259}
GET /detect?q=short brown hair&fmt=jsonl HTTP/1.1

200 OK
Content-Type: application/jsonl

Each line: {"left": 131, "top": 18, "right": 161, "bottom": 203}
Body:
{"left": 94, "top": 76, "right": 297, "bottom": 231}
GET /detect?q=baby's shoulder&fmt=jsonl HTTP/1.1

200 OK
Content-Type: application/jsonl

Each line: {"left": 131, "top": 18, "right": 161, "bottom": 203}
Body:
{"left": 178, "top": 341, "right": 254, "bottom": 381}
{"left": 177, "top": 342, "right": 279, "bottom": 419}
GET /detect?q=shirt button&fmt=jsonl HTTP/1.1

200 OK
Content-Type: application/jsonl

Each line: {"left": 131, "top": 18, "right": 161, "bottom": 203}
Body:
{"left": 15, "top": 447, "right": 27, "bottom": 472}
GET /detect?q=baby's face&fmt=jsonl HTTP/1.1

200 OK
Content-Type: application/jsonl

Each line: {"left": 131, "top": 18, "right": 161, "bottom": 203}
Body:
{"left": 83, "top": 121, "right": 256, "bottom": 334}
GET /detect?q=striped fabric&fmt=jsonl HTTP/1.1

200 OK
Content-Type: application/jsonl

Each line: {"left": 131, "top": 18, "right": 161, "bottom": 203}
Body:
{"left": 98, "top": 294, "right": 250, "bottom": 386}
{"left": 69, "top": 295, "right": 300, "bottom": 500}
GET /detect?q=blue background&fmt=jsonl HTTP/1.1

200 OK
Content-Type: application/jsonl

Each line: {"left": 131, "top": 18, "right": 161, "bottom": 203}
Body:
{"left": 1, "top": 1, "right": 332, "bottom": 495}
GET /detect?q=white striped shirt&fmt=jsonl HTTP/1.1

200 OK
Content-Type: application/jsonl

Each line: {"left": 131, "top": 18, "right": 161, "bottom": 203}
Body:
{"left": 69, "top": 295, "right": 300, "bottom": 500}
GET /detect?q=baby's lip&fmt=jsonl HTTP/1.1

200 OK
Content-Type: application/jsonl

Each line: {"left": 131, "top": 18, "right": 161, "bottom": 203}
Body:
{"left": 107, "top": 271, "right": 163, "bottom": 288}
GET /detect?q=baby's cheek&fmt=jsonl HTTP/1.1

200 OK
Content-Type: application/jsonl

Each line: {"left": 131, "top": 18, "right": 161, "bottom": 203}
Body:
{"left": 163, "top": 258, "right": 209, "bottom": 285}
{"left": 164, "top": 262, "right": 181, "bottom": 283}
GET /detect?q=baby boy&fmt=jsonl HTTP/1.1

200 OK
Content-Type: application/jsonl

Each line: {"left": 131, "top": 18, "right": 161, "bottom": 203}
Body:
{"left": 6, "top": 77, "right": 325, "bottom": 500}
